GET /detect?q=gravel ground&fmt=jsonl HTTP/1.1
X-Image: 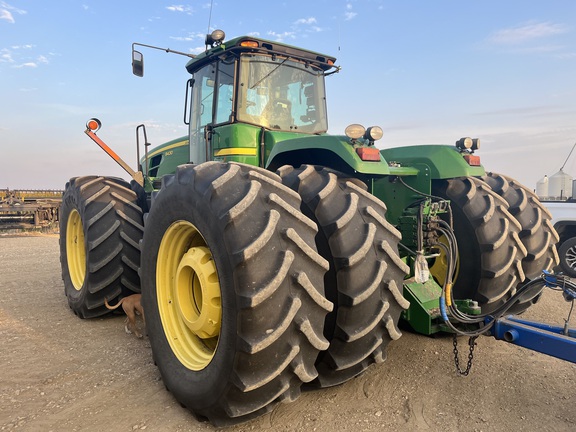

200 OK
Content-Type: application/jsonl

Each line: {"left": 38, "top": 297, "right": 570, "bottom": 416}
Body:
{"left": 1, "top": 234, "right": 575, "bottom": 431}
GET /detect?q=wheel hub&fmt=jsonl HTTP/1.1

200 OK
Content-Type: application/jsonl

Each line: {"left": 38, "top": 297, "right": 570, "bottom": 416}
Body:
{"left": 66, "top": 209, "right": 86, "bottom": 290}
{"left": 157, "top": 221, "right": 221, "bottom": 371}
{"left": 175, "top": 246, "right": 221, "bottom": 339}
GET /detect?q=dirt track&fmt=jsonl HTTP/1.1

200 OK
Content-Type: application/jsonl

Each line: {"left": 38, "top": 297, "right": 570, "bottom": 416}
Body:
{"left": 1, "top": 235, "right": 575, "bottom": 431}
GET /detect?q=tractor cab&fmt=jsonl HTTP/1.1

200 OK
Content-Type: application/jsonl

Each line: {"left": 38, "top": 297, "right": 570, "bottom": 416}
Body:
{"left": 132, "top": 31, "right": 338, "bottom": 170}
{"left": 182, "top": 32, "right": 337, "bottom": 166}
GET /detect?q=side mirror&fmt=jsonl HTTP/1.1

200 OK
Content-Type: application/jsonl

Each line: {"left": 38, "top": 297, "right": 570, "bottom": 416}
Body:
{"left": 132, "top": 50, "right": 144, "bottom": 77}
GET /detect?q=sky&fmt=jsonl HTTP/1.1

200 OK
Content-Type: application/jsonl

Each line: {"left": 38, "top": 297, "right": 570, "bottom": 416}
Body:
{"left": 1, "top": 1, "right": 576, "bottom": 191}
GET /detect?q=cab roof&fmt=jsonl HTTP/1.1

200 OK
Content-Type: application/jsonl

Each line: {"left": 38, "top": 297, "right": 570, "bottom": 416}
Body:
{"left": 185, "top": 35, "right": 337, "bottom": 74}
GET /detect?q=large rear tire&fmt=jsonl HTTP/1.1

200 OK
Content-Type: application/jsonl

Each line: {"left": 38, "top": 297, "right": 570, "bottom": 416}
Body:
{"left": 59, "top": 176, "right": 143, "bottom": 318}
{"left": 481, "top": 172, "right": 560, "bottom": 311}
{"left": 279, "top": 165, "right": 409, "bottom": 388}
{"left": 140, "top": 162, "right": 331, "bottom": 425}
{"left": 431, "top": 176, "right": 527, "bottom": 314}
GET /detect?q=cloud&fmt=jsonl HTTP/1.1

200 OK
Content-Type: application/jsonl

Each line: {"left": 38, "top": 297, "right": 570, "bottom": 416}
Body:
{"left": 294, "top": 17, "right": 317, "bottom": 26}
{"left": 170, "top": 36, "right": 193, "bottom": 42}
{"left": 0, "top": 1, "right": 26, "bottom": 23}
{"left": 168, "top": 32, "right": 206, "bottom": 54}
{"left": 0, "top": 48, "right": 13, "bottom": 63}
{"left": 14, "top": 62, "right": 37, "bottom": 68}
{"left": 166, "top": 5, "right": 193, "bottom": 14}
{"left": 1, "top": 47, "right": 50, "bottom": 69}
{"left": 344, "top": 3, "right": 357, "bottom": 21}
{"left": 267, "top": 31, "right": 296, "bottom": 42}
{"left": 487, "top": 21, "right": 568, "bottom": 45}
{"left": 170, "top": 32, "right": 204, "bottom": 42}
{"left": 293, "top": 17, "right": 323, "bottom": 33}
{"left": 0, "top": 9, "right": 13, "bottom": 22}
{"left": 344, "top": 12, "right": 357, "bottom": 21}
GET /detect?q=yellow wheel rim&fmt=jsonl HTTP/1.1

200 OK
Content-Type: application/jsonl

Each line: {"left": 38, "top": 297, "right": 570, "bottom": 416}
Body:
{"left": 157, "top": 221, "right": 221, "bottom": 371}
{"left": 429, "top": 234, "right": 460, "bottom": 287}
{"left": 66, "top": 209, "right": 86, "bottom": 290}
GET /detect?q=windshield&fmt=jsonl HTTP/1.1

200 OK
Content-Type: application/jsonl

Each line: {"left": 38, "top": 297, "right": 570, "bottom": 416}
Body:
{"left": 237, "top": 54, "right": 328, "bottom": 134}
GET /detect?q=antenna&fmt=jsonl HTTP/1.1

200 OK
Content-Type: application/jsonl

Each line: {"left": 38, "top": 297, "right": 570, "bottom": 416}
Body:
{"left": 560, "top": 141, "right": 576, "bottom": 171}
{"left": 206, "top": 0, "right": 214, "bottom": 35}
{"left": 338, "top": 20, "right": 341, "bottom": 51}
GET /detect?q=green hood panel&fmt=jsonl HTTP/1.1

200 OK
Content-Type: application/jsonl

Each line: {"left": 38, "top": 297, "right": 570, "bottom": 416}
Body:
{"left": 140, "top": 136, "right": 189, "bottom": 179}
{"left": 381, "top": 145, "right": 485, "bottom": 179}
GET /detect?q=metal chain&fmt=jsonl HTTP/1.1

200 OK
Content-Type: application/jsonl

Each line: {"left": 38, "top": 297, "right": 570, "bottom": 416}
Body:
{"left": 452, "top": 335, "right": 478, "bottom": 376}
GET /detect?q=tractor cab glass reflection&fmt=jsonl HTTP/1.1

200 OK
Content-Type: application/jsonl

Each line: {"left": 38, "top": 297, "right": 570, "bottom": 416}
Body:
{"left": 237, "top": 55, "right": 328, "bottom": 134}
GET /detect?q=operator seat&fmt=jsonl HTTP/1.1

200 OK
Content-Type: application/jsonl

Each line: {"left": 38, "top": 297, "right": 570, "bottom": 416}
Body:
{"left": 262, "top": 98, "right": 293, "bottom": 130}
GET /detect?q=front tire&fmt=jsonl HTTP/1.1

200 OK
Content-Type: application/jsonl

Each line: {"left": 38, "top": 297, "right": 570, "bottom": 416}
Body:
{"left": 59, "top": 176, "right": 143, "bottom": 318}
{"left": 279, "top": 165, "right": 409, "bottom": 388}
{"left": 140, "top": 162, "right": 331, "bottom": 425}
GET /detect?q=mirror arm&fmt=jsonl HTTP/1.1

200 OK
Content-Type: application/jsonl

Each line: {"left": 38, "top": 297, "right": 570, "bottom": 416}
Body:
{"left": 132, "top": 42, "right": 197, "bottom": 59}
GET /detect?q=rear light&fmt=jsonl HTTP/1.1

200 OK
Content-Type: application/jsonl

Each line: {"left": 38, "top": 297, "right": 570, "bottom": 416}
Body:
{"left": 240, "top": 41, "right": 259, "bottom": 48}
{"left": 356, "top": 147, "right": 381, "bottom": 161}
{"left": 463, "top": 154, "right": 481, "bottom": 166}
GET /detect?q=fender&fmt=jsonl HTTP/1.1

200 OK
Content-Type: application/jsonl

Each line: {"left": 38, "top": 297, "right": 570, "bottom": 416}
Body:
{"left": 265, "top": 132, "right": 391, "bottom": 175}
{"left": 381, "top": 145, "right": 485, "bottom": 179}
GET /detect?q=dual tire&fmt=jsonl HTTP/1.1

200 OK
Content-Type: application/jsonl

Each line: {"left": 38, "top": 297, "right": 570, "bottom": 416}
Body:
{"left": 432, "top": 175, "right": 559, "bottom": 314}
{"left": 279, "top": 165, "right": 409, "bottom": 387}
{"left": 481, "top": 173, "right": 559, "bottom": 311}
{"left": 139, "top": 163, "right": 409, "bottom": 423}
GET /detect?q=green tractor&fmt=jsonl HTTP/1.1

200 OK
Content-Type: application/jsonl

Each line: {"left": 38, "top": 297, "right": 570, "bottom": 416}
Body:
{"left": 59, "top": 30, "right": 559, "bottom": 425}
